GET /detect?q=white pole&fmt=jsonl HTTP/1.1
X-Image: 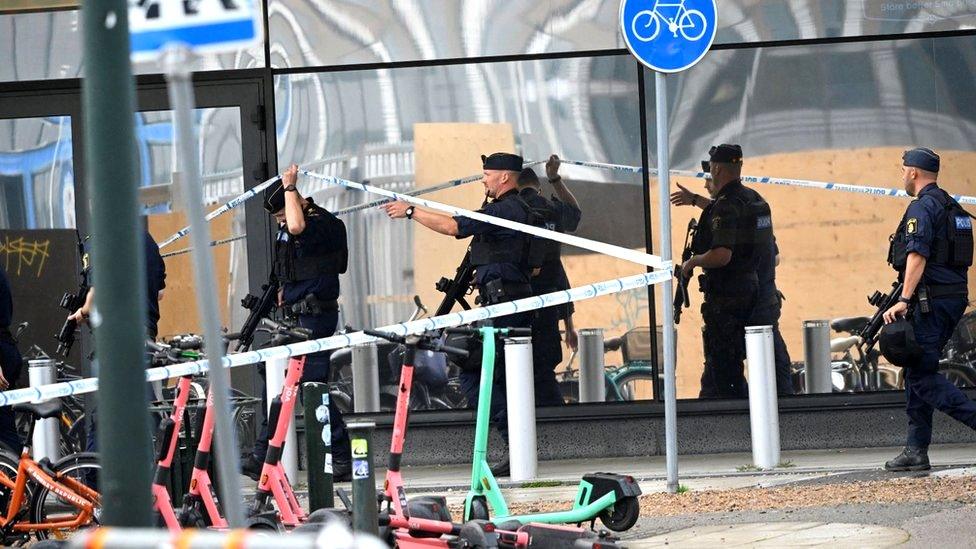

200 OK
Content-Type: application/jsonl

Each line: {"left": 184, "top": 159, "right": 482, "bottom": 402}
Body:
{"left": 28, "top": 360, "right": 59, "bottom": 461}
{"left": 265, "top": 356, "right": 298, "bottom": 480}
{"left": 578, "top": 329, "right": 606, "bottom": 403}
{"left": 504, "top": 336, "right": 537, "bottom": 481}
{"left": 655, "top": 71, "right": 679, "bottom": 493}
{"left": 745, "top": 325, "right": 780, "bottom": 469}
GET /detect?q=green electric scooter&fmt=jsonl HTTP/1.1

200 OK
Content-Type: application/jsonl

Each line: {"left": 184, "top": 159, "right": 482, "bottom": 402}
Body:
{"left": 447, "top": 325, "right": 642, "bottom": 532}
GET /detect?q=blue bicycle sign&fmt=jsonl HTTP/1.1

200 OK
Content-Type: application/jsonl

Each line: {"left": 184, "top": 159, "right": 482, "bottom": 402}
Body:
{"left": 620, "top": 0, "right": 717, "bottom": 73}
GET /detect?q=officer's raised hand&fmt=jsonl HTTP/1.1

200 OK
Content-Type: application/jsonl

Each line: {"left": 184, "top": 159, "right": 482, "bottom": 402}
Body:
{"left": 883, "top": 300, "right": 909, "bottom": 324}
{"left": 671, "top": 182, "right": 706, "bottom": 208}
{"left": 546, "top": 154, "right": 561, "bottom": 180}
{"left": 381, "top": 201, "right": 410, "bottom": 219}
{"left": 282, "top": 163, "right": 299, "bottom": 188}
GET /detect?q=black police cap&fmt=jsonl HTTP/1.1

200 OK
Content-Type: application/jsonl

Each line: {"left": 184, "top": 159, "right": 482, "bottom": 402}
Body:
{"left": 701, "top": 144, "right": 743, "bottom": 172}
{"left": 482, "top": 152, "right": 523, "bottom": 172}
{"left": 264, "top": 180, "right": 286, "bottom": 213}
{"left": 518, "top": 167, "right": 539, "bottom": 186}
{"left": 879, "top": 319, "right": 924, "bottom": 368}
{"left": 903, "top": 147, "right": 940, "bottom": 173}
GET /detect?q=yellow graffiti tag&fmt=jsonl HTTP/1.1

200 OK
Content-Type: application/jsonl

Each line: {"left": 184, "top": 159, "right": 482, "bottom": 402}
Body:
{"left": 0, "top": 237, "right": 51, "bottom": 278}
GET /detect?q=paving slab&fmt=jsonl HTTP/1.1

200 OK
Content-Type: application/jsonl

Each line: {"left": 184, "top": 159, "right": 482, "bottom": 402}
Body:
{"left": 628, "top": 522, "right": 910, "bottom": 548}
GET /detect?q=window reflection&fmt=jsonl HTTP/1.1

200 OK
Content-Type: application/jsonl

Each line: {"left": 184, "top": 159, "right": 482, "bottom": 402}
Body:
{"left": 0, "top": 116, "right": 75, "bottom": 229}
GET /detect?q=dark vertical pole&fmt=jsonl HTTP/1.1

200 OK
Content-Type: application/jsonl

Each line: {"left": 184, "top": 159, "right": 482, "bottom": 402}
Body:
{"left": 348, "top": 421, "right": 378, "bottom": 535}
{"left": 303, "top": 382, "right": 334, "bottom": 511}
{"left": 81, "top": 0, "right": 153, "bottom": 526}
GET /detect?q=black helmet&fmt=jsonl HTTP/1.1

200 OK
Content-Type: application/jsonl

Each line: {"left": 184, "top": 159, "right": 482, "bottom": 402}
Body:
{"left": 879, "top": 319, "right": 923, "bottom": 368}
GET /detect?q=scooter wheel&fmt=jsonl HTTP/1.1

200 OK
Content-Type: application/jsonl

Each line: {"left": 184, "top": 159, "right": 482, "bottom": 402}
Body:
{"left": 245, "top": 515, "right": 281, "bottom": 531}
{"left": 468, "top": 497, "right": 490, "bottom": 521}
{"left": 598, "top": 496, "right": 640, "bottom": 532}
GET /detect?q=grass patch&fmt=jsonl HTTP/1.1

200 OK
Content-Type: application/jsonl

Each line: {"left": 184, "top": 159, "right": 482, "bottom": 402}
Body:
{"left": 519, "top": 480, "right": 563, "bottom": 488}
{"left": 736, "top": 464, "right": 760, "bottom": 472}
{"left": 778, "top": 460, "right": 795, "bottom": 468}
{"left": 676, "top": 484, "right": 691, "bottom": 494}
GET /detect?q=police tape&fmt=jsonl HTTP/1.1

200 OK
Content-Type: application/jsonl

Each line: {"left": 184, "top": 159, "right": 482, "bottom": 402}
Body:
{"left": 160, "top": 234, "right": 247, "bottom": 259}
{"left": 333, "top": 160, "right": 546, "bottom": 216}
{"left": 300, "top": 170, "right": 669, "bottom": 270}
{"left": 554, "top": 158, "right": 976, "bottom": 206}
{"left": 0, "top": 270, "right": 670, "bottom": 407}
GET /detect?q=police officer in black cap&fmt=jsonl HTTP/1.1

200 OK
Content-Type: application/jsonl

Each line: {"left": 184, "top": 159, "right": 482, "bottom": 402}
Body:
{"left": 516, "top": 155, "right": 582, "bottom": 406}
{"left": 383, "top": 152, "right": 537, "bottom": 475}
{"left": 880, "top": 147, "right": 976, "bottom": 471}
{"left": 241, "top": 163, "right": 352, "bottom": 481}
{"left": 678, "top": 144, "right": 773, "bottom": 398}
{"left": 672, "top": 161, "right": 792, "bottom": 395}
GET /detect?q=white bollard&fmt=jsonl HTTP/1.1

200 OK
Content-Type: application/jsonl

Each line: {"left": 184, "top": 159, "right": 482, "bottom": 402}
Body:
{"left": 352, "top": 343, "right": 381, "bottom": 413}
{"left": 745, "top": 326, "right": 780, "bottom": 469}
{"left": 265, "top": 357, "right": 298, "bottom": 481}
{"left": 28, "top": 360, "right": 59, "bottom": 461}
{"left": 578, "top": 329, "right": 605, "bottom": 403}
{"left": 504, "top": 336, "right": 537, "bottom": 482}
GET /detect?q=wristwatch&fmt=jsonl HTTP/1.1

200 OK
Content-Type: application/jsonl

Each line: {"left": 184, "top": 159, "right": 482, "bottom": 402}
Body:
{"left": 283, "top": 184, "right": 298, "bottom": 192}
{"left": 405, "top": 206, "right": 415, "bottom": 219}
{"left": 898, "top": 296, "right": 912, "bottom": 304}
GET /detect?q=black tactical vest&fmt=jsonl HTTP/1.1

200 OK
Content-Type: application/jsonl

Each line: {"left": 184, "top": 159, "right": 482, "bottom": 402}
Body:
{"left": 273, "top": 202, "right": 348, "bottom": 283}
{"left": 469, "top": 194, "right": 547, "bottom": 271}
{"left": 888, "top": 189, "right": 973, "bottom": 273}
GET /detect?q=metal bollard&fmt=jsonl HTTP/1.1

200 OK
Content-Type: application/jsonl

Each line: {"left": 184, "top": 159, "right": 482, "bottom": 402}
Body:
{"left": 265, "top": 357, "right": 298, "bottom": 481}
{"left": 803, "top": 320, "right": 833, "bottom": 394}
{"left": 578, "top": 329, "right": 605, "bottom": 403}
{"left": 28, "top": 360, "right": 59, "bottom": 461}
{"left": 745, "top": 326, "right": 780, "bottom": 469}
{"left": 504, "top": 336, "right": 537, "bottom": 482}
{"left": 352, "top": 343, "right": 380, "bottom": 413}
{"left": 302, "top": 382, "right": 333, "bottom": 511}
{"left": 348, "top": 421, "right": 379, "bottom": 536}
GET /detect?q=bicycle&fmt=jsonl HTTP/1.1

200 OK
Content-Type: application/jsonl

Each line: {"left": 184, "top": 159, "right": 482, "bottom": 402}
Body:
{"left": 631, "top": 0, "right": 707, "bottom": 42}
{"left": 558, "top": 327, "right": 658, "bottom": 403}
{"left": 0, "top": 400, "right": 100, "bottom": 544}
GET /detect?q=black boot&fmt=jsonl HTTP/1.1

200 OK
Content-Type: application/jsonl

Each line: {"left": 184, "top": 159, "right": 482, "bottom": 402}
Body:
{"left": 332, "top": 458, "right": 352, "bottom": 482}
{"left": 884, "top": 446, "right": 930, "bottom": 472}
{"left": 240, "top": 454, "right": 263, "bottom": 481}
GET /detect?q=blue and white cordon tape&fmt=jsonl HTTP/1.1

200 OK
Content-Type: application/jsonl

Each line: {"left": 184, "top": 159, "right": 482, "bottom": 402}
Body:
{"left": 0, "top": 270, "right": 670, "bottom": 407}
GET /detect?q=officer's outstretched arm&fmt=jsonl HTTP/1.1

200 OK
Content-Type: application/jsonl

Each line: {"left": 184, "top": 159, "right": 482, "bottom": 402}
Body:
{"left": 413, "top": 208, "right": 460, "bottom": 236}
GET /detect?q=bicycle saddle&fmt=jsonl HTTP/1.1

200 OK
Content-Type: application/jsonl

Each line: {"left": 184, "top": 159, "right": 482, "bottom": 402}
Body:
{"left": 13, "top": 399, "right": 62, "bottom": 420}
{"left": 830, "top": 335, "right": 861, "bottom": 353}
{"left": 830, "top": 316, "right": 870, "bottom": 334}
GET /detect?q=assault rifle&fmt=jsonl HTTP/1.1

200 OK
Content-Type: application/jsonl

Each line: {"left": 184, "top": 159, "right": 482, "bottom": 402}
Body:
{"left": 234, "top": 274, "right": 280, "bottom": 352}
{"left": 434, "top": 249, "right": 476, "bottom": 316}
{"left": 55, "top": 233, "right": 91, "bottom": 357}
{"left": 673, "top": 219, "right": 698, "bottom": 325}
{"left": 858, "top": 280, "right": 904, "bottom": 352}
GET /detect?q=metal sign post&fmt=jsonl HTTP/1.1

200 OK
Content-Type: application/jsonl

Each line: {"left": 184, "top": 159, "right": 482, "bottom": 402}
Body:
{"left": 130, "top": 0, "right": 261, "bottom": 529}
{"left": 620, "top": 0, "right": 718, "bottom": 494}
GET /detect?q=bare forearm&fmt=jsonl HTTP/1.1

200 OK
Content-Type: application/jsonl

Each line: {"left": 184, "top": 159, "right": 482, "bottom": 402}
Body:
{"left": 413, "top": 208, "right": 459, "bottom": 236}
{"left": 549, "top": 178, "right": 579, "bottom": 210}
{"left": 284, "top": 193, "right": 305, "bottom": 234}
{"left": 693, "top": 248, "right": 732, "bottom": 269}
{"left": 902, "top": 253, "right": 927, "bottom": 299}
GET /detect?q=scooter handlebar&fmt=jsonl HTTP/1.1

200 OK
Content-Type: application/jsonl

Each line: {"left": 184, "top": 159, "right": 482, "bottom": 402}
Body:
{"left": 363, "top": 328, "right": 404, "bottom": 344}
{"left": 435, "top": 344, "right": 469, "bottom": 359}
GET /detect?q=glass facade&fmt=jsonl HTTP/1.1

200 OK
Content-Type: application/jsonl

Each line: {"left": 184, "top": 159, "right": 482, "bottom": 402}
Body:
{"left": 3, "top": 1, "right": 976, "bottom": 412}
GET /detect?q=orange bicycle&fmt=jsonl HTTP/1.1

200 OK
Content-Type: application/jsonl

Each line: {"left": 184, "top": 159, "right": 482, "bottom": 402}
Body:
{"left": 0, "top": 400, "right": 101, "bottom": 544}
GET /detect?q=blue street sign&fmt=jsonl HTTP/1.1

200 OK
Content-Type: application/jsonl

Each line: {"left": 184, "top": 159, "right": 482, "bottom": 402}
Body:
{"left": 129, "top": 0, "right": 260, "bottom": 61}
{"left": 619, "top": 0, "right": 717, "bottom": 73}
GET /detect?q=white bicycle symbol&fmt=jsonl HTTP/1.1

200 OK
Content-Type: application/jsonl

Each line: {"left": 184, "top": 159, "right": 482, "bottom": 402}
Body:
{"left": 631, "top": 0, "right": 708, "bottom": 42}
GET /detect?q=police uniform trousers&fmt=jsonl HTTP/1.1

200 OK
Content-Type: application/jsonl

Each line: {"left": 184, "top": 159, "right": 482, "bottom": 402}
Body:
{"left": 253, "top": 309, "right": 350, "bottom": 463}
{"left": 0, "top": 340, "right": 22, "bottom": 452}
{"left": 905, "top": 296, "right": 976, "bottom": 448}
{"left": 459, "top": 310, "right": 533, "bottom": 437}
{"left": 700, "top": 289, "right": 756, "bottom": 399}
{"left": 747, "top": 292, "right": 793, "bottom": 396}
{"left": 530, "top": 303, "right": 567, "bottom": 407}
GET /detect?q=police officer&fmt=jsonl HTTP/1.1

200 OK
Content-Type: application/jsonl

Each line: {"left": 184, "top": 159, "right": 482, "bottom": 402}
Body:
{"left": 880, "top": 147, "right": 976, "bottom": 471}
{"left": 672, "top": 181, "right": 792, "bottom": 396}
{"left": 678, "top": 144, "right": 772, "bottom": 398}
{"left": 516, "top": 155, "right": 581, "bottom": 406}
{"left": 383, "top": 152, "right": 536, "bottom": 475}
{"left": 241, "top": 163, "right": 352, "bottom": 481}
{"left": 69, "top": 226, "right": 167, "bottom": 452}
{"left": 0, "top": 265, "right": 23, "bottom": 452}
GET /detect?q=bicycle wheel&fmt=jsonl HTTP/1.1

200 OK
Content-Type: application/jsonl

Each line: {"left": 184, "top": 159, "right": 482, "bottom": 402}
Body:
{"left": 630, "top": 10, "right": 660, "bottom": 42}
{"left": 679, "top": 9, "right": 707, "bottom": 41}
{"left": 613, "top": 370, "right": 656, "bottom": 401}
{"left": 30, "top": 452, "right": 101, "bottom": 540}
{"left": 0, "top": 449, "right": 26, "bottom": 512}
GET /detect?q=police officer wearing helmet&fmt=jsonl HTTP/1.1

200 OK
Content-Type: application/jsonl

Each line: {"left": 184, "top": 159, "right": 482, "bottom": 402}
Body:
{"left": 679, "top": 144, "right": 773, "bottom": 398}
{"left": 516, "top": 155, "right": 582, "bottom": 406}
{"left": 383, "top": 152, "right": 537, "bottom": 475}
{"left": 241, "top": 163, "right": 352, "bottom": 481}
{"left": 880, "top": 147, "right": 976, "bottom": 472}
